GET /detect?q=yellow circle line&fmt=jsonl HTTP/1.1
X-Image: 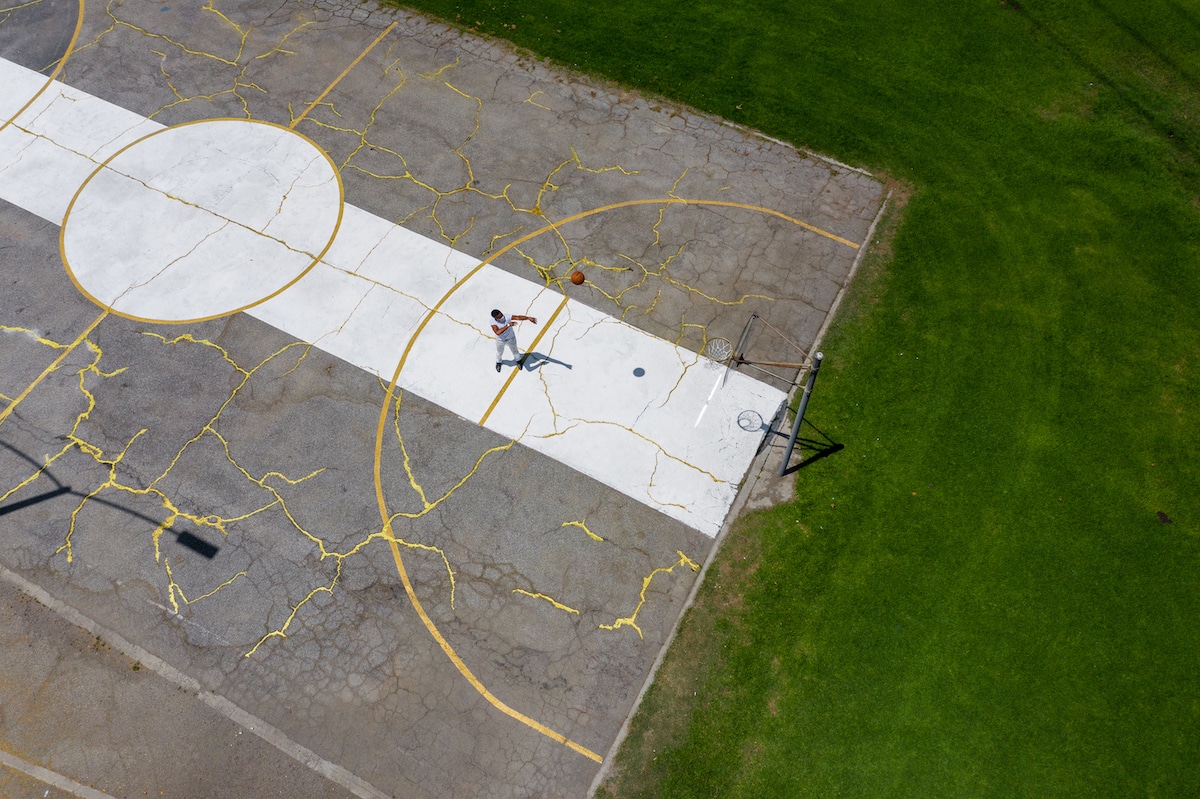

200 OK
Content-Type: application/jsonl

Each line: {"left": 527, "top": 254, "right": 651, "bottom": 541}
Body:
{"left": 0, "top": 0, "right": 86, "bottom": 137}
{"left": 671, "top": 198, "right": 859, "bottom": 248}
{"left": 373, "top": 197, "right": 856, "bottom": 760}
{"left": 58, "top": 117, "right": 345, "bottom": 325}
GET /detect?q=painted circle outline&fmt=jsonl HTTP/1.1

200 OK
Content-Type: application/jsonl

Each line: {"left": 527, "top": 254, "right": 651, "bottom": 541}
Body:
{"left": 0, "top": 0, "right": 85, "bottom": 137}
{"left": 59, "top": 117, "right": 345, "bottom": 325}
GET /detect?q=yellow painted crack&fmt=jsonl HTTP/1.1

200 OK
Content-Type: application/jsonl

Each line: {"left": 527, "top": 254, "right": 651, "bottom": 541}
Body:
{"left": 2, "top": 326, "right": 473, "bottom": 657}
{"left": 0, "top": 438, "right": 76, "bottom": 508}
{"left": 252, "top": 18, "right": 317, "bottom": 61}
{"left": 72, "top": 0, "right": 323, "bottom": 124}
{"left": 598, "top": 550, "right": 699, "bottom": 639}
{"left": 293, "top": 21, "right": 397, "bottom": 128}
{"left": 0, "top": 311, "right": 108, "bottom": 429}
{"left": 535, "top": 417, "right": 724, "bottom": 484}
{"left": 75, "top": 0, "right": 246, "bottom": 70}
{"left": 512, "top": 589, "right": 580, "bottom": 615}
{"left": 667, "top": 168, "right": 689, "bottom": 199}
{"left": 1, "top": 1, "right": 50, "bottom": 19}
{"left": 482, "top": 225, "right": 526, "bottom": 257}
{"left": 380, "top": 390, "right": 533, "bottom": 610}
{"left": 47, "top": 332, "right": 315, "bottom": 569}
{"left": 561, "top": 520, "right": 604, "bottom": 542}
{"left": 164, "top": 557, "right": 248, "bottom": 614}
{"left": 0, "top": 325, "right": 72, "bottom": 350}
{"left": 149, "top": 48, "right": 263, "bottom": 120}
{"left": 645, "top": 457, "right": 693, "bottom": 511}
{"left": 523, "top": 90, "right": 552, "bottom": 111}
{"left": 0, "top": 325, "right": 387, "bottom": 662}
{"left": 391, "top": 390, "right": 514, "bottom": 520}
{"left": 418, "top": 55, "right": 460, "bottom": 80}
{"left": 245, "top": 560, "right": 343, "bottom": 658}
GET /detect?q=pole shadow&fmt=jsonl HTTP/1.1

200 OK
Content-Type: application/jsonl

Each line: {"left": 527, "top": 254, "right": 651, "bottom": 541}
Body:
{"left": 779, "top": 419, "right": 844, "bottom": 476}
{"left": 0, "top": 440, "right": 220, "bottom": 559}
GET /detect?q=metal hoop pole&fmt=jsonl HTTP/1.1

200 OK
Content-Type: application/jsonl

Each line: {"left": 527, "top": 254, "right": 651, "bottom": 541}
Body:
{"left": 733, "top": 312, "right": 757, "bottom": 364}
{"left": 778, "top": 351, "right": 823, "bottom": 476}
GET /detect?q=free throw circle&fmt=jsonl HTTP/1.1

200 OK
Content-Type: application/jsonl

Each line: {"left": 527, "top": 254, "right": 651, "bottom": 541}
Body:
{"left": 62, "top": 119, "right": 343, "bottom": 324}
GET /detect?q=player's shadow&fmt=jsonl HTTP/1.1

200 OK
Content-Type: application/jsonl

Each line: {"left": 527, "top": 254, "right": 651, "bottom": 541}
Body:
{"left": 779, "top": 419, "right": 844, "bottom": 476}
{"left": 0, "top": 441, "right": 220, "bottom": 559}
{"left": 521, "top": 351, "right": 573, "bottom": 372}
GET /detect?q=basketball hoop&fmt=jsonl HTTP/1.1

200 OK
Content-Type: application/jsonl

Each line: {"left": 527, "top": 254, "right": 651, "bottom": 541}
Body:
{"left": 704, "top": 337, "right": 733, "bottom": 363}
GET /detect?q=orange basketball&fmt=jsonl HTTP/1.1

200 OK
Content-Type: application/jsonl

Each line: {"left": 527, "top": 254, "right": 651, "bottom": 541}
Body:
{"left": 570, "top": 270, "right": 585, "bottom": 285}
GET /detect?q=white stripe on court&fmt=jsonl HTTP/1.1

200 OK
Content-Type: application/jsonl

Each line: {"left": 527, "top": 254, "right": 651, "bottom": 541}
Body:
{"left": 0, "top": 746, "right": 116, "bottom": 799}
{"left": 0, "top": 56, "right": 785, "bottom": 537}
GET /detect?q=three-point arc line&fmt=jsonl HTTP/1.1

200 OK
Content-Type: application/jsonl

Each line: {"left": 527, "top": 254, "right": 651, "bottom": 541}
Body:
{"left": 0, "top": 0, "right": 85, "bottom": 139}
{"left": 373, "top": 198, "right": 857, "bottom": 761}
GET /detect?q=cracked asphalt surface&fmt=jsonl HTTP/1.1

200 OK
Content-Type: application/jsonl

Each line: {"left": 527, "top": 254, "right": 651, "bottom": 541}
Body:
{"left": 0, "top": 1, "right": 886, "bottom": 796}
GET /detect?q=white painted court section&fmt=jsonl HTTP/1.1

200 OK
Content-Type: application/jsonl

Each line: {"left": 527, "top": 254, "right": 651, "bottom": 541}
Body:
{"left": 0, "top": 57, "right": 786, "bottom": 537}
{"left": 63, "top": 119, "right": 342, "bottom": 322}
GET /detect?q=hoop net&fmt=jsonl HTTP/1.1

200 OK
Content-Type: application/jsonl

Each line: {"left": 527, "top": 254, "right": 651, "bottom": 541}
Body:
{"left": 704, "top": 337, "right": 733, "bottom": 363}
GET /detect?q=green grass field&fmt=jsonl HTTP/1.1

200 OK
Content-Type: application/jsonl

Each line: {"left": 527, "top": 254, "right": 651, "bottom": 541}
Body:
{"left": 392, "top": 0, "right": 1200, "bottom": 795}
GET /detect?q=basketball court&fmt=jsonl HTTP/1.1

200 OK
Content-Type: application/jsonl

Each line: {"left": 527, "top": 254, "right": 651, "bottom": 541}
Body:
{"left": 0, "top": 2, "right": 886, "bottom": 796}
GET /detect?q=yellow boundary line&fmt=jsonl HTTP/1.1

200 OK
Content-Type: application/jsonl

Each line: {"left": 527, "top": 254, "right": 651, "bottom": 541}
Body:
{"left": 374, "top": 197, "right": 857, "bottom": 760}
{"left": 0, "top": 0, "right": 85, "bottom": 137}
{"left": 478, "top": 295, "right": 570, "bottom": 426}
{"left": 291, "top": 21, "right": 398, "bottom": 129}
{"left": 0, "top": 310, "right": 107, "bottom": 429}
{"left": 675, "top": 198, "right": 858, "bottom": 248}
{"left": 380, "top": 532, "right": 601, "bottom": 761}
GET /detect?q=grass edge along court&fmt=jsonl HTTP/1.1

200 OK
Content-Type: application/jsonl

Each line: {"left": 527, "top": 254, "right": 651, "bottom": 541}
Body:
{"left": 386, "top": 0, "right": 1200, "bottom": 796}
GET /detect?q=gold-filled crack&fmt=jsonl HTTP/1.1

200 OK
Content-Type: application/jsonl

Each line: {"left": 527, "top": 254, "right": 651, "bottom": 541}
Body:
{"left": 512, "top": 589, "right": 580, "bottom": 615}
{"left": 561, "top": 520, "right": 604, "bottom": 542}
{"left": 599, "top": 550, "right": 699, "bottom": 639}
